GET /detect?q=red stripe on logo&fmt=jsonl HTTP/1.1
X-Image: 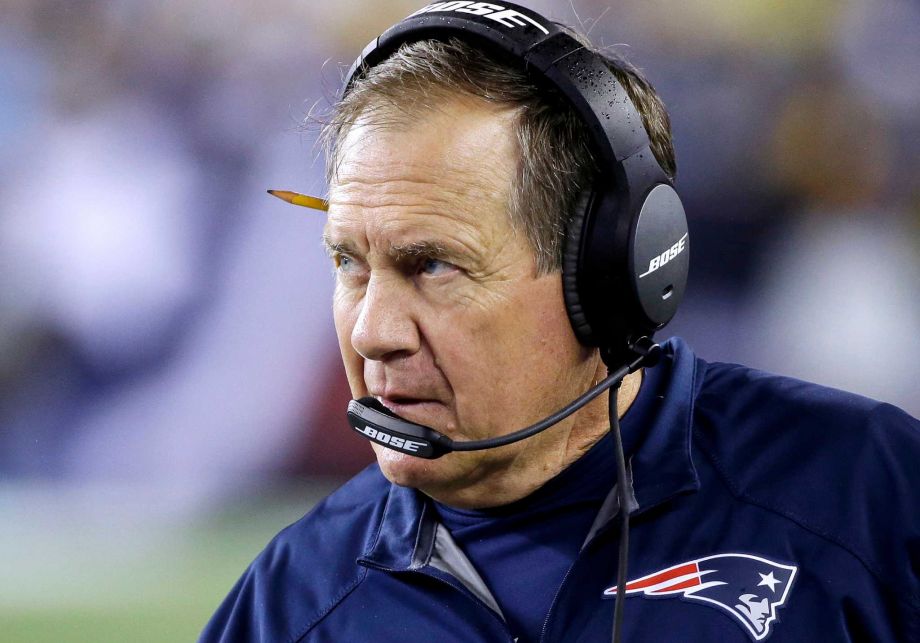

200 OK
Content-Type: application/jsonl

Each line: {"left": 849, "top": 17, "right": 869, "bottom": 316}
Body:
{"left": 624, "top": 562, "right": 698, "bottom": 591}
{"left": 646, "top": 576, "right": 701, "bottom": 594}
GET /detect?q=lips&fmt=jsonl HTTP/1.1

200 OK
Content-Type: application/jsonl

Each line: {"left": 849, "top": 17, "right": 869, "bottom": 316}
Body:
{"left": 372, "top": 395, "right": 447, "bottom": 428}
{"left": 375, "top": 395, "right": 439, "bottom": 412}
{"left": 367, "top": 382, "right": 447, "bottom": 409}
{"left": 365, "top": 366, "right": 452, "bottom": 427}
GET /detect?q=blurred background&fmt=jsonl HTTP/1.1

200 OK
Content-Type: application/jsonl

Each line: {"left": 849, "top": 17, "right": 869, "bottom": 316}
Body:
{"left": 1, "top": 0, "right": 918, "bottom": 640}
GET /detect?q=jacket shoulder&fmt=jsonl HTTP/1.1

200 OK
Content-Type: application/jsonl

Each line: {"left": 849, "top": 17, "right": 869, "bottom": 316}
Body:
{"left": 693, "top": 360, "right": 920, "bottom": 604}
{"left": 199, "top": 464, "right": 392, "bottom": 642}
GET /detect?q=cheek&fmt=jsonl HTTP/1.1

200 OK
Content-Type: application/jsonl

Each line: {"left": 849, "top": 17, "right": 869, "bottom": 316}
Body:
{"left": 439, "top": 279, "right": 577, "bottom": 367}
{"left": 428, "top": 277, "right": 589, "bottom": 422}
{"left": 333, "top": 290, "right": 366, "bottom": 397}
{"left": 421, "top": 296, "right": 530, "bottom": 411}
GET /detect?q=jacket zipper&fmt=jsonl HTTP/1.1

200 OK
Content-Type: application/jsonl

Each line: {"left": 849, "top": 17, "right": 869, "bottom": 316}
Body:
{"left": 539, "top": 514, "right": 621, "bottom": 642}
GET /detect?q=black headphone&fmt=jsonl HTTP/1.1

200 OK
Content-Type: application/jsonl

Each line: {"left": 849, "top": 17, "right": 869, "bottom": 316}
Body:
{"left": 342, "top": 1, "right": 690, "bottom": 366}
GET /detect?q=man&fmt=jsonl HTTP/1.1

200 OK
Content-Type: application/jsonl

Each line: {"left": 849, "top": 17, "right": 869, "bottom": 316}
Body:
{"left": 202, "top": 4, "right": 920, "bottom": 642}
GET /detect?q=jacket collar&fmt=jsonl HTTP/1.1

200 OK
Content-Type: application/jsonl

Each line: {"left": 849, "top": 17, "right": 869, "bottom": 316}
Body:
{"left": 359, "top": 337, "right": 703, "bottom": 571}
{"left": 359, "top": 481, "right": 432, "bottom": 571}
{"left": 627, "top": 336, "right": 702, "bottom": 515}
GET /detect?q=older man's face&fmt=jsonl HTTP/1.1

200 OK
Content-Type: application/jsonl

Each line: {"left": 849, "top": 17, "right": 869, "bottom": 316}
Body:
{"left": 325, "top": 96, "right": 599, "bottom": 507}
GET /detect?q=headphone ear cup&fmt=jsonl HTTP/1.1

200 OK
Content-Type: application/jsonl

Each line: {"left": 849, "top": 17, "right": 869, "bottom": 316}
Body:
{"left": 563, "top": 182, "right": 689, "bottom": 355}
{"left": 630, "top": 184, "right": 689, "bottom": 329}
{"left": 562, "top": 191, "right": 597, "bottom": 345}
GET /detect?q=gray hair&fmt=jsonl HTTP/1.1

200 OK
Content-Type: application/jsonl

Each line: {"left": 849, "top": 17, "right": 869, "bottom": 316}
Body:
{"left": 321, "top": 33, "right": 675, "bottom": 274}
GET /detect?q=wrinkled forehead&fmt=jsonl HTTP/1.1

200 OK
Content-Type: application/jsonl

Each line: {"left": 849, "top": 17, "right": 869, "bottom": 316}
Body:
{"left": 326, "top": 98, "right": 520, "bottom": 243}
{"left": 332, "top": 95, "right": 518, "bottom": 184}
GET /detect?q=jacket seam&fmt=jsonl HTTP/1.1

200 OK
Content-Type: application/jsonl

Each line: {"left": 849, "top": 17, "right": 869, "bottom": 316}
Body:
{"left": 694, "top": 429, "right": 920, "bottom": 609}
{"left": 683, "top": 357, "right": 703, "bottom": 482}
{"left": 365, "top": 484, "right": 396, "bottom": 557}
{"left": 289, "top": 484, "right": 394, "bottom": 641}
{"left": 410, "top": 499, "right": 436, "bottom": 569}
{"left": 289, "top": 565, "right": 369, "bottom": 643}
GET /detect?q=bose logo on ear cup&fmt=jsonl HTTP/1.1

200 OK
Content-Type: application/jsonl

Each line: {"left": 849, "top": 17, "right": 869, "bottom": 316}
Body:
{"left": 638, "top": 233, "right": 688, "bottom": 279}
{"left": 410, "top": 2, "right": 550, "bottom": 34}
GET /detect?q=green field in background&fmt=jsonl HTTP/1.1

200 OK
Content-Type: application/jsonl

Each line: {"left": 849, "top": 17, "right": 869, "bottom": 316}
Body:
{"left": 0, "top": 480, "right": 340, "bottom": 643}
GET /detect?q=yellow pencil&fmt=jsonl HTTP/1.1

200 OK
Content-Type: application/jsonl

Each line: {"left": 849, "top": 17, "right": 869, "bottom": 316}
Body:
{"left": 267, "top": 189, "right": 329, "bottom": 212}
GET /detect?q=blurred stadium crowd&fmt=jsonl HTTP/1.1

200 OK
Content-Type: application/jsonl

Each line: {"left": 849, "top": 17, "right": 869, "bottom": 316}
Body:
{"left": 1, "top": 0, "right": 918, "bottom": 542}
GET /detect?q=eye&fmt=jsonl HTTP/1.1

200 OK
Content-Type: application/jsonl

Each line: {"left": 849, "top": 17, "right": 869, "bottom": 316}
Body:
{"left": 334, "top": 254, "right": 355, "bottom": 271}
{"left": 419, "top": 257, "right": 457, "bottom": 276}
{"left": 332, "top": 253, "right": 369, "bottom": 285}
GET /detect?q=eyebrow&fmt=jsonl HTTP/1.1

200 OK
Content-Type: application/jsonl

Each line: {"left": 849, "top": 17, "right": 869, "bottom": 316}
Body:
{"left": 322, "top": 235, "right": 357, "bottom": 258}
{"left": 390, "top": 240, "right": 449, "bottom": 261}
{"left": 322, "top": 236, "right": 455, "bottom": 262}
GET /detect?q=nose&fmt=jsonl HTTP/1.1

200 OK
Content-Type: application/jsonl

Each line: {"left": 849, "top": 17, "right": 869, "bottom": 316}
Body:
{"left": 351, "top": 274, "right": 421, "bottom": 361}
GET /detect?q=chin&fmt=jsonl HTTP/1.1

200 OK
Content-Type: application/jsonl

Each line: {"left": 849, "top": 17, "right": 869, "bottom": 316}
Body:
{"left": 373, "top": 444, "right": 439, "bottom": 487}
{"left": 372, "top": 443, "right": 478, "bottom": 496}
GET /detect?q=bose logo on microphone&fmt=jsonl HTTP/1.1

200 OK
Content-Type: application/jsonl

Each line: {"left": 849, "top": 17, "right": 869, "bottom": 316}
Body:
{"left": 410, "top": 2, "right": 550, "bottom": 34}
{"left": 639, "top": 233, "right": 688, "bottom": 279}
{"left": 356, "top": 425, "right": 427, "bottom": 453}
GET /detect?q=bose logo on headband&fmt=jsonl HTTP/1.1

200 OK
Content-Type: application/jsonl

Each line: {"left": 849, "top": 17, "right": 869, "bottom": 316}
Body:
{"left": 410, "top": 2, "right": 550, "bottom": 34}
{"left": 639, "top": 233, "right": 688, "bottom": 279}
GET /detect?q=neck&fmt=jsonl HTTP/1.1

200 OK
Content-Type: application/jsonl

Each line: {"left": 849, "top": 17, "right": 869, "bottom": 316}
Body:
{"left": 614, "top": 366, "right": 644, "bottom": 418}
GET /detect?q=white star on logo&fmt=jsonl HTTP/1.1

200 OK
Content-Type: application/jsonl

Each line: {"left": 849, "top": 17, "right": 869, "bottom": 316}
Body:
{"left": 758, "top": 571, "right": 781, "bottom": 592}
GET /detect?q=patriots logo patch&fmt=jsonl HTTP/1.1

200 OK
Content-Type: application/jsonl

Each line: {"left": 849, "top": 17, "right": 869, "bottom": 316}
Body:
{"left": 603, "top": 553, "right": 797, "bottom": 641}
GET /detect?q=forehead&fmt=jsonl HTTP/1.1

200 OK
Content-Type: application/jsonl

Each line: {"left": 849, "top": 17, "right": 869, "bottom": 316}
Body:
{"left": 325, "top": 98, "right": 519, "bottom": 249}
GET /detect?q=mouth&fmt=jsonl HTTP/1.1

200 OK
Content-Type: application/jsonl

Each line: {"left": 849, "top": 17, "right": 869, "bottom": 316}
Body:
{"left": 374, "top": 396, "right": 445, "bottom": 428}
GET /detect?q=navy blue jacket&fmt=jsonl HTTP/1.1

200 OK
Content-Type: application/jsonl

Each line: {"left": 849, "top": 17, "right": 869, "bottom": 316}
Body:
{"left": 201, "top": 338, "right": 920, "bottom": 642}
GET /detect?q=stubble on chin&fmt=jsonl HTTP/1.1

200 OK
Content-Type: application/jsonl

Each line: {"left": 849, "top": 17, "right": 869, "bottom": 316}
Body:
{"left": 372, "top": 443, "right": 436, "bottom": 488}
{"left": 373, "top": 444, "right": 492, "bottom": 503}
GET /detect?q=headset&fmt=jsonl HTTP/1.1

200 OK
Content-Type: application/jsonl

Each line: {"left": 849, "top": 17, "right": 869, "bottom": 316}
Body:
{"left": 342, "top": 1, "right": 688, "bottom": 356}
{"left": 343, "top": 0, "right": 688, "bottom": 462}
{"left": 338, "top": 3, "right": 689, "bottom": 640}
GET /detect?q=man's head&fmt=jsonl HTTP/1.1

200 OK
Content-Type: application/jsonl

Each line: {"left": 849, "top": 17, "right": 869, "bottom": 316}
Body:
{"left": 321, "top": 32, "right": 675, "bottom": 508}
{"left": 324, "top": 36, "right": 676, "bottom": 274}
